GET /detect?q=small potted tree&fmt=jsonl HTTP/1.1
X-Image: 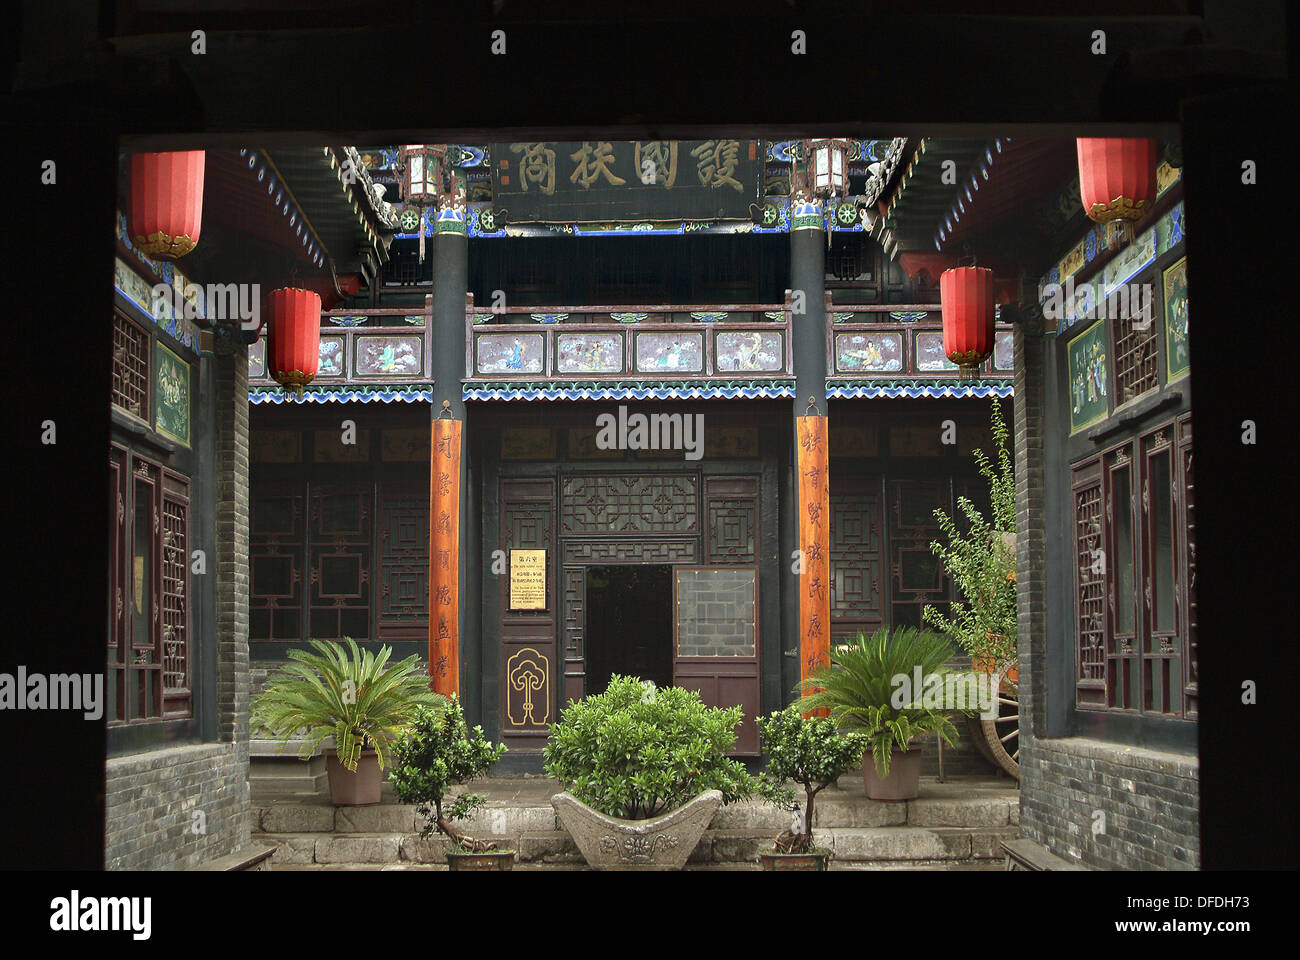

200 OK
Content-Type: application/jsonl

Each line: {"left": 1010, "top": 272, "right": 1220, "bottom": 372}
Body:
{"left": 801, "top": 626, "right": 958, "bottom": 801}
{"left": 755, "top": 705, "right": 866, "bottom": 871}
{"left": 251, "top": 638, "right": 445, "bottom": 805}
{"left": 389, "top": 697, "right": 512, "bottom": 870}
{"left": 544, "top": 675, "right": 758, "bottom": 870}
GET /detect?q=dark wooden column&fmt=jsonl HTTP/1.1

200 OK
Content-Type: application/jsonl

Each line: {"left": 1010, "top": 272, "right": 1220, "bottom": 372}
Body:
{"left": 789, "top": 195, "right": 831, "bottom": 709}
{"left": 428, "top": 180, "right": 471, "bottom": 709}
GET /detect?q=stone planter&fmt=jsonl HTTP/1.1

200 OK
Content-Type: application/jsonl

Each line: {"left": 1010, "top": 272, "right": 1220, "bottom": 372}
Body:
{"left": 862, "top": 746, "right": 922, "bottom": 801}
{"left": 552, "top": 790, "right": 723, "bottom": 871}
{"left": 758, "top": 851, "right": 830, "bottom": 871}
{"left": 447, "top": 850, "right": 516, "bottom": 871}
{"left": 324, "top": 748, "right": 382, "bottom": 806}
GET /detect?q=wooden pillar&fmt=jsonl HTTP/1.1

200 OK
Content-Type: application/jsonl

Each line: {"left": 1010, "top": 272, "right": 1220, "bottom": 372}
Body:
{"left": 790, "top": 193, "right": 831, "bottom": 711}
{"left": 428, "top": 173, "right": 469, "bottom": 699}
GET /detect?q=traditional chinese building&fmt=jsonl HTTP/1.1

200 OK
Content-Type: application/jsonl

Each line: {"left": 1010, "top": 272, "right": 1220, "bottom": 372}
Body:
{"left": 107, "top": 134, "right": 1196, "bottom": 871}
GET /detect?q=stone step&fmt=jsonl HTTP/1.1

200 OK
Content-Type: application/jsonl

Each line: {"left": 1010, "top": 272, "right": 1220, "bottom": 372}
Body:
{"left": 256, "top": 823, "right": 1018, "bottom": 867}
{"left": 270, "top": 860, "right": 1004, "bottom": 871}
{"left": 254, "top": 789, "right": 1017, "bottom": 836}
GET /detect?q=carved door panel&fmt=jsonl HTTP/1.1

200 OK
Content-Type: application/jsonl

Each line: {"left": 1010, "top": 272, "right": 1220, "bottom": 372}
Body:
{"left": 499, "top": 478, "right": 556, "bottom": 753}
{"left": 672, "top": 566, "right": 761, "bottom": 756}
{"left": 829, "top": 477, "right": 885, "bottom": 640}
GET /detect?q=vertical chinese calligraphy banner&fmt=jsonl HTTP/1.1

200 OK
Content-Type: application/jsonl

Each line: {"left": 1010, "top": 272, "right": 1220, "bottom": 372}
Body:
{"left": 492, "top": 141, "right": 759, "bottom": 221}
{"left": 797, "top": 416, "right": 831, "bottom": 717}
{"left": 429, "top": 418, "right": 462, "bottom": 696}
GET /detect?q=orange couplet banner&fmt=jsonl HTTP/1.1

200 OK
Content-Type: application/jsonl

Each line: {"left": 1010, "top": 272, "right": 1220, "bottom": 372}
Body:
{"left": 429, "top": 418, "right": 462, "bottom": 696}
{"left": 796, "top": 416, "right": 830, "bottom": 714}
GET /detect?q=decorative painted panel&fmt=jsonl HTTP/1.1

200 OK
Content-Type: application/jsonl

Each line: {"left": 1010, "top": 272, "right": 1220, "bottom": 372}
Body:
{"left": 704, "top": 426, "right": 759, "bottom": 459}
{"left": 556, "top": 332, "right": 624, "bottom": 374}
{"left": 830, "top": 425, "right": 878, "bottom": 458}
{"left": 477, "top": 333, "right": 545, "bottom": 375}
{"left": 154, "top": 342, "right": 191, "bottom": 447}
{"left": 318, "top": 336, "right": 345, "bottom": 377}
{"left": 252, "top": 428, "right": 301, "bottom": 463}
{"left": 314, "top": 428, "right": 370, "bottom": 462}
{"left": 355, "top": 335, "right": 423, "bottom": 376}
{"left": 992, "top": 329, "right": 1014, "bottom": 372}
{"left": 1067, "top": 321, "right": 1110, "bottom": 433}
{"left": 501, "top": 427, "right": 557, "bottom": 460}
{"left": 836, "top": 332, "right": 903, "bottom": 373}
{"left": 1163, "top": 256, "right": 1189, "bottom": 382}
{"left": 561, "top": 475, "right": 698, "bottom": 535}
{"left": 381, "top": 427, "right": 430, "bottom": 461}
{"left": 505, "top": 646, "right": 551, "bottom": 728}
{"left": 914, "top": 331, "right": 958, "bottom": 373}
{"left": 248, "top": 338, "right": 266, "bottom": 378}
{"left": 715, "top": 331, "right": 783, "bottom": 372}
{"left": 568, "top": 425, "right": 624, "bottom": 459}
{"left": 634, "top": 332, "right": 702, "bottom": 373}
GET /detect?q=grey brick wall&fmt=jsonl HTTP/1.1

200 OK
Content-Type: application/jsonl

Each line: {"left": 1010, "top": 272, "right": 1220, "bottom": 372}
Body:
{"left": 104, "top": 743, "right": 250, "bottom": 869}
{"left": 104, "top": 333, "right": 252, "bottom": 869}
{"left": 1012, "top": 303, "right": 1199, "bottom": 870}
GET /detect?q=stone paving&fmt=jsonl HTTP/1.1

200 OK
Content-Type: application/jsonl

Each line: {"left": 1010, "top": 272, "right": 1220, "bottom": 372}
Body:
{"left": 252, "top": 774, "right": 1018, "bottom": 871}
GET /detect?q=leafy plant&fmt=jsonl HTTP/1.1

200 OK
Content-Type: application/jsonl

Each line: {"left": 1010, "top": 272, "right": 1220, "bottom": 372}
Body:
{"left": 543, "top": 675, "right": 758, "bottom": 820}
{"left": 389, "top": 697, "right": 508, "bottom": 852}
{"left": 250, "top": 638, "right": 445, "bottom": 772}
{"left": 799, "top": 626, "right": 958, "bottom": 778}
{"left": 756, "top": 706, "right": 865, "bottom": 855}
{"left": 923, "top": 396, "right": 1018, "bottom": 665}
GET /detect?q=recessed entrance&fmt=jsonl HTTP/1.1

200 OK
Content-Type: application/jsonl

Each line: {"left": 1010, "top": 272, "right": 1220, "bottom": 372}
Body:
{"left": 584, "top": 564, "right": 673, "bottom": 695}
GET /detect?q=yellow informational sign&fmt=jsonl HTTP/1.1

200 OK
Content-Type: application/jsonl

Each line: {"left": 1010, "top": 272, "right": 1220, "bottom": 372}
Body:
{"left": 510, "top": 550, "right": 547, "bottom": 610}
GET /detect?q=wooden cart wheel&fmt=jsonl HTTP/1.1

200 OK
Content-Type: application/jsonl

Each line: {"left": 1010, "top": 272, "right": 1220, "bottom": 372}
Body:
{"left": 980, "top": 659, "right": 1020, "bottom": 780}
{"left": 966, "top": 713, "right": 998, "bottom": 767}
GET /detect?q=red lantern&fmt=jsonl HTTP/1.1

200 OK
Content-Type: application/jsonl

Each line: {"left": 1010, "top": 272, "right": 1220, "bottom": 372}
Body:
{"left": 129, "top": 151, "right": 205, "bottom": 260}
{"left": 940, "top": 266, "right": 995, "bottom": 379}
{"left": 1076, "top": 138, "right": 1156, "bottom": 248}
{"left": 267, "top": 288, "right": 321, "bottom": 397}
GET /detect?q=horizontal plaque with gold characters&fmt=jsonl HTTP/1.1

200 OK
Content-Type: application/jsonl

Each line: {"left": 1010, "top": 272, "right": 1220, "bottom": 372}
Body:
{"left": 509, "top": 549, "right": 547, "bottom": 610}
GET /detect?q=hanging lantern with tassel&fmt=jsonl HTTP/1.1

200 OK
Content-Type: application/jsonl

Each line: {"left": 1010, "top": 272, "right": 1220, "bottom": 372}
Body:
{"left": 129, "top": 150, "right": 206, "bottom": 260}
{"left": 1076, "top": 138, "right": 1156, "bottom": 251}
{"left": 940, "top": 265, "right": 995, "bottom": 380}
{"left": 401, "top": 144, "right": 442, "bottom": 263}
{"left": 267, "top": 288, "right": 321, "bottom": 398}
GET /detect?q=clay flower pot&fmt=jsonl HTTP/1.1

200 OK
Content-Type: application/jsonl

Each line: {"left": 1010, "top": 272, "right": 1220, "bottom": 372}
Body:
{"left": 325, "top": 747, "right": 382, "bottom": 806}
{"left": 447, "top": 850, "right": 516, "bottom": 871}
{"left": 552, "top": 790, "right": 723, "bottom": 870}
{"left": 758, "top": 851, "right": 830, "bottom": 871}
{"left": 862, "top": 746, "right": 923, "bottom": 801}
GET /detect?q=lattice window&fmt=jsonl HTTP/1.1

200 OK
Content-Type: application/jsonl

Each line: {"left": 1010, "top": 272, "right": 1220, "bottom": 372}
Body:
{"left": 160, "top": 475, "right": 190, "bottom": 713}
{"left": 250, "top": 482, "right": 306, "bottom": 641}
{"left": 705, "top": 477, "right": 758, "bottom": 564}
{"left": 1179, "top": 418, "right": 1197, "bottom": 718}
{"left": 829, "top": 486, "right": 884, "bottom": 634}
{"left": 561, "top": 475, "right": 698, "bottom": 535}
{"left": 108, "top": 447, "right": 128, "bottom": 722}
{"left": 377, "top": 483, "right": 429, "bottom": 630}
{"left": 888, "top": 479, "right": 949, "bottom": 629}
{"left": 1073, "top": 464, "right": 1106, "bottom": 708}
{"left": 308, "top": 485, "right": 371, "bottom": 640}
{"left": 563, "top": 568, "right": 585, "bottom": 659}
{"left": 112, "top": 311, "right": 149, "bottom": 420}
{"left": 1112, "top": 312, "right": 1159, "bottom": 406}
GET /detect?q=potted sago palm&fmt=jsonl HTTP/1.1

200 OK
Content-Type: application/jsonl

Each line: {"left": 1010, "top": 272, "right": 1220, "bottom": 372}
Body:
{"left": 800, "top": 626, "right": 958, "bottom": 801}
{"left": 251, "top": 638, "right": 445, "bottom": 805}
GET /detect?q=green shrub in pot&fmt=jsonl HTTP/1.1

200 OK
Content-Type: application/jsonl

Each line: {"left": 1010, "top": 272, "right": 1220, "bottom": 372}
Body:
{"left": 543, "top": 675, "right": 757, "bottom": 820}
{"left": 389, "top": 696, "right": 509, "bottom": 853}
